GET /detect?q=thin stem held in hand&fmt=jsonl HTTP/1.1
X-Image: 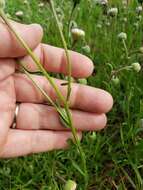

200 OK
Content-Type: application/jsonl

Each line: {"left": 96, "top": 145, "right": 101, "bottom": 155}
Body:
{"left": 49, "top": 1, "right": 88, "bottom": 188}
{"left": 0, "top": 8, "right": 88, "bottom": 188}
{"left": 0, "top": 9, "right": 66, "bottom": 106}
{"left": 49, "top": 0, "right": 72, "bottom": 101}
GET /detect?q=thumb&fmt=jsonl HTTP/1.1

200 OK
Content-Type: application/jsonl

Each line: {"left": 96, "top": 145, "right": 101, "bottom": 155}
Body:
{"left": 0, "top": 20, "right": 43, "bottom": 57}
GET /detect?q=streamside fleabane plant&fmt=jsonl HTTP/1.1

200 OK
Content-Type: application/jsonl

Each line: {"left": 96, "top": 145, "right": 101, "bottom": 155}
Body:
{"left": 118, "top": 32, "right": 127, "bottom": 40}
{"left": 71, "top": 28, "right": 85, "bottom": 40}
{"left": 0, "top": 0, "right": 88, "bottom": 189}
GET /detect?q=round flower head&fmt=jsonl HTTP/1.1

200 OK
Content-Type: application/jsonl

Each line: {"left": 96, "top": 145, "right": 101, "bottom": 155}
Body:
{"left": 96, "top": 0, "right": 108, "bottom": 5}
{"left": 136, "top": 6, "right": 143, "bottom": 14}
{"left": 123, "top": 17, "right": 127, "bottom": 23}
{"left": 97, "top": 23, "right": 102, "bottom": 28}
{"left": 118, "top": 32, "right": 127, "bottom": 40}
{"left": 23, "top": 0, "right": 28, "bottom": 4}
{"left": 101, "top": 0, "right": 108, "bottom": 5}
{"left": 71, "top": 28, "right": 85, "bottom": 40}
{"left": 38, "top": 3, "right": 44, "bottom": 7}
{"left": 131, "top": 62, "right": 141, "bottom": 72}
{"left": 64, "top": 180, "right": 77, "bottom": 190}
{"left": 139, "top": 47, "right": 143, "bottom": 53}
{"left": 0, "top": 0, "right": 5, "bottom": 10}
{"left": 107, "top": 8, "right": 118, "bottom": 17}
{"left": 111, "top": 76, "right": 120, "bottom": 85}
{"left": 15, "top": 11, "right": 24, "bottom": 17}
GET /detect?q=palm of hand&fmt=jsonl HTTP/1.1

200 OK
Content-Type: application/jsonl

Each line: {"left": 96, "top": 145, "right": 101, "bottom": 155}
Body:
{"left": 0, "top": 22, "right": 113, "bottom": 158}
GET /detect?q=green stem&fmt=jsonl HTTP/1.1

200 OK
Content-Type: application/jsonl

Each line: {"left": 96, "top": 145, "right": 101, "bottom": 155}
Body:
{"left": 128, "top": 50, "right": 140, "bottom": 56}
{"left": 110, "top": 65, "right": 132, "bottom": 80}
{"left": 0, "top": 10, "right": 66, "bottom": 106}
{"left": 49, "top": 0, "right": 72, "bottom": 101}
{"left": 122, "top": 39, "right": 129, "bottom": 59}
{"left": 20, "top": 63, "right": 76, "bottom": 134}
{"left": 113, "top": 65, "right": 132, "bottom": 74}
{"left": 0, "top": 9, "right": 88, "bottom": 187}
{"left": 49, "top": 1, "right": 88, "bottom": 186}
{"left": 19, "top": 63, "right": 64, "bottom": 115}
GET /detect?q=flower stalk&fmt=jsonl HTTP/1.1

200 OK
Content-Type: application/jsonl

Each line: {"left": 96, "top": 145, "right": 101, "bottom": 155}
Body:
{"left": 0, "top": 2, "right": 88, "bottom": 188}
{"left": 49, "top": 0, "right": 72, "bottom": 101}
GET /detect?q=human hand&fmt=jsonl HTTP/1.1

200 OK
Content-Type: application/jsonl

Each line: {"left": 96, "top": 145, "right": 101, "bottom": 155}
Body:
{"left": 0, "top": 21, "right": 113, "bottom": 158}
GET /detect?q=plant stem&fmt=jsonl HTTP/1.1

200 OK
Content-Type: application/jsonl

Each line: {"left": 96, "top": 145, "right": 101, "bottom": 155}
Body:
{"left": 122, "top": 39, "right": 129, "bottom": 59}
{"left": 110, "top": 65, "right": 132, "bottom": 80}
{"left": 49, "top": 1, "right": 88, "bottom": 187}
{"left": 23, "top": 66, "right": 88, "bottom": 188}
{"left": 0, "top": 9, "right": 66, "bottom": 106}
{"left": 19, "top": 63, "right": 58, "bottom": 109}
{"left": 0, "top": 9, "right": 88, "bottom": 188}
{"left": 49, "top": 0, "right": 72, "bottom": 101}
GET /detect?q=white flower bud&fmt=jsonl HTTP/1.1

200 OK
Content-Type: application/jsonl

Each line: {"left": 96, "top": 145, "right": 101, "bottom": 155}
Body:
{"left": 15, "top": 11, "right": 24, "bottom": 17}
{"left": 111, "top": 76, "right": 120, "bottom": 85}
{"left": 101, "top": 0, "right": 108, "bottom": 5}
{"left": 71, "top": 28, "right": 85, "bottom": 40}
{"left": 38, "top": 3, "right": 44, "bottom": 7}
{"left": 64, "top": 180, "right": 77, "bottom": 190}
{"left": 131, "top": 62, "right": 141, "bottom": 72}
{"left": 23, "top": 0, "right": 28, "bottom": 5}
{"left": 123, "top": 17, "right": 128, "bottom": 23}
{"left": 107, "top": 8, "right": 118, "bottom": 17}
{"left": 97, "top": 23, "right": 102, "bottom": 28}
{"left": 118, "top": 32, "right": 127, "bottom": 40}
{"left": 105, "top": 22, "right": 111, "bottom": 26}
{"left": 136, "top": 6, "right": 142, "bottom": 14}
{"left": 95, "top": 0, "right": 108, "bottom": 5}
{"left": 139, "top": 47, "right": 143, "bottom": 53}
{"left": 0, "top": 0, "right": 5, "bottom": 10}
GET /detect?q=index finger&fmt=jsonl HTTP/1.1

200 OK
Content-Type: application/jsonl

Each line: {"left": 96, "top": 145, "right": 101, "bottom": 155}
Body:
{"left": 0, "top": 20, "right": 43, "bottom": 57}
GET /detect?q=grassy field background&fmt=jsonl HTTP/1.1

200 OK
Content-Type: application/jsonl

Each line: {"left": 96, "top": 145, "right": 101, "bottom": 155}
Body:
{"left": 0, "top": 0, "right": 143, "bottom": 189}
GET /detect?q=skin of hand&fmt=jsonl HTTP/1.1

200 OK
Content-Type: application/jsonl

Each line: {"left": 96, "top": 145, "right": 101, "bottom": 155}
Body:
{"left": 0, "top": 21, "right": 113, "bottom": 158}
